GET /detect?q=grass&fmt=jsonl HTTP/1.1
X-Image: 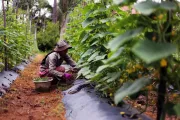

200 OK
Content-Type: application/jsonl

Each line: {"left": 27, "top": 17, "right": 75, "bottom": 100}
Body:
{"left": 34, "top": 77, "right": 50, "bottom": 82}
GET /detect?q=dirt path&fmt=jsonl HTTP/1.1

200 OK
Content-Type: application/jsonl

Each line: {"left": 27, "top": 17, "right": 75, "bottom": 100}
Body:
{"left": 0, "top": 54, "right": 66, "bottom": 120}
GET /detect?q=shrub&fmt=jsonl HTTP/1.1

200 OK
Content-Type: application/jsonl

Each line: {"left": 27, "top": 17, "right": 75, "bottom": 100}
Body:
{"left": 37, "top": 22, "right": 60, "bottom": 51}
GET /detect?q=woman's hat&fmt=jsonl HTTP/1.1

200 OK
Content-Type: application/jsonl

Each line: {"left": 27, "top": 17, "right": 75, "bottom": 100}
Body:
{"left": 54, "top": 40, "right": 72, "bottom": 52}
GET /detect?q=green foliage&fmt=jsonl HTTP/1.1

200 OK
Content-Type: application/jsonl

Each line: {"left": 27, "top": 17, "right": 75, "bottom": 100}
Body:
{"left": 37, "top": 22, "right": 59, "bottom": 51}
{"left": 34, "top": 77, "right": 49, "bottom": 82}
{"left": 0, "top": 9, "right": 37, "bottom": 71}
{"left": 165, "top": 102, "right": 180, "bottom": 116}
{"left": 114, "top": 77, "right": 150, "bottom": 104}
{"left": 64, "top": 3, "right": 86, "bottom": 61}
{"left": 132, "top": 40, "right": 177, "bottom": 64}
{"left": 64, "top": 0, "right": 180, "bottom": 118}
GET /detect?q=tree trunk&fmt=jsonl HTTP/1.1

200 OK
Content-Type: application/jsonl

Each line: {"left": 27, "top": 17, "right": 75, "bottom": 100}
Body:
{"left": 53, "top": 0, "right": 57, "bottom": 23}
{"left": 59, "top": 13, "right": 69, "bottom": 41}
{"left": 16, "top": 0, "right": 19, "bottom": 19}
{"left": 34, "top": 24, "right": 37, "bottom": 41}
{"left": 2, "top": 0, "right": 8, "bottom": 71}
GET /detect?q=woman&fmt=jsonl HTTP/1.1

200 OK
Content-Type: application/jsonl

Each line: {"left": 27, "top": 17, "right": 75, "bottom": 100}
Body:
{"left": 39, "top": 40, "right": 77, "bottom": 84}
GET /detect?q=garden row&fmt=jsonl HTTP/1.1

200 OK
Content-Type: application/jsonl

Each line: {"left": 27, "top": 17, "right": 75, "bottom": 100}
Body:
{"left": 64, "top": 0, "right": 180, "bottom": 119}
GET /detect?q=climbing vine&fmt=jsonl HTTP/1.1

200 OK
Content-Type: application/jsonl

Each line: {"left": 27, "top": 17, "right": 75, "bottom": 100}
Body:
{"left": 0, "top": 8, "right": 37, "bottom": 71}
{"left": 65, "top": 0, "right": 180, "bottom": 119}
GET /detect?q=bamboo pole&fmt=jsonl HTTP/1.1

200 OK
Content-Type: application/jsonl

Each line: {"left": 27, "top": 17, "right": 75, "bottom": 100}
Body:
{"left": 2, "top": 0, "right": 8, "bottom": 71}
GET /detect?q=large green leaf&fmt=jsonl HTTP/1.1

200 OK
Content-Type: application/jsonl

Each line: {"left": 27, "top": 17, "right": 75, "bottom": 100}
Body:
{"left": 160, "top": 1, "right": 177, "bottom": 10}
{"left": 81, "top": 49, "right": 94, "bottom": 58}
{"left": 106, "top": 72, "right": 121, "bottom": 83}
{"left": 134, "top": 1, "right": 159, "bottom": 15}
{"left": 0, "top": 62, "right": 4, "bottom": 66}
{"left": 100, "top": 18, "right": 116, "bottom": 23}
{"left": 108, "top": 28, "right": 143, "bottom": 51}
{"left": 95, "top": 54, "right": 106, "bottom": 61}
{"left": 134, "top": 1, "right": 177, "bottom": 15}
{"left": 82, "top": 17, "right": 96, "bottom": 28}
{"left": 81, "top": 33, "right": 90, "bottom": 43}
{"left": 105, "top": 47, "right": 124, "bottom": 64}
{"left": 113, "top": 0, "right": 136, "bottom": 5}
{"left": 96, "top": 65, "right": 110, "bottom": 73}
{"left": 165, "top": 102, "right": 180, "bottom": 116}
{"left": 92, "top": 32, "right": 111, "bottom": 39}
{"left": 77, "top": 67, "right": 90, "bottom": 78}
{"left": 88, "top": 51, "right": 100, "bottom": 62}
{"left": 85, "top": 73, "right": 95, "bottom": 79}
{"left": 114, "top": 77, "right": 150, "bottom": 104}
{"left": 132, "top": 40, "right": 177, "bottom": 64}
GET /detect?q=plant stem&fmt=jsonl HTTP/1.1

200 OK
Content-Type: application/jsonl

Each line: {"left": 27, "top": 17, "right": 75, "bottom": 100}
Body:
{"left": 157, "top": 0, "right": 173, "bottom": 119}
{"left": 157, "top": 67, "right": 167, "bottom": 120}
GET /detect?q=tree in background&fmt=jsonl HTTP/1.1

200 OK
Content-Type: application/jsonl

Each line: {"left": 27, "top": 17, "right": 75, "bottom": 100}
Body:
{"left": 37, "top": 22, "right": 60, "bottom": 51}
{"left": 58, "top": 0, "right": 81, "bottom": 40}
{"left": 53, "top": 0, "right": 57, "bottom": 23}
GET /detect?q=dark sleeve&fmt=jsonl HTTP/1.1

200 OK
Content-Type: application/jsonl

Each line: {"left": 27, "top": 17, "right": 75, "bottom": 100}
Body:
{"left": 64, "top": 54, "right": 76, "bottom": 67}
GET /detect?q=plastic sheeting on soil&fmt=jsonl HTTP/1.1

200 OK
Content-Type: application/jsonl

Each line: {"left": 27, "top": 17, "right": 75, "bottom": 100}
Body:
{"left": 62, "top": 79, "right": 152, "bottom": 120}
{"left": 0, "top": 59, "right": 31, "bottom": 96}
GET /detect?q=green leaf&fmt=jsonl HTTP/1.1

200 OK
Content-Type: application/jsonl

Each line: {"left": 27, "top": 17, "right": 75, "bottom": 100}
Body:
{"left": 160, "top": 1, "right": 177, "bottom": 10}
{"left": 81, "top": 33, "right": 89, "bottom": 43}
{"left": 105, "top": 47, "right": 124, "bottom": 64}
{"left": 114, "top": 77, "right": 150, "bottom": 104}
{"left": 77, "top": 67, "right": 90, "bottom": 78}
{"left": 134, "top": 1, "right": 177, "bottom": 15}
{"left": 134, "top": 1, "right": 159, "bottom": 15}
{"left": 106, "top": 72, "right": 121, "bottom": 83}
{"left": 108, "top": 28, "right": 143, "bottom": 51}
{"left": 132, "top": 40, "right": 177, "bottom": 64}
{"left": 100, "top": 18, "right": 116, "bottom": 23}
{"left": 113, "top": 0, "right": 136, "bottom": 5}
{"left": 88, "top": 51, "right": 99, "bottom": 62}
{"left": 95, "top": 54, "right": 106, "bottom": 61}
{"left": 82, "top": 17, "right": 96, "bottom": 28}
{"left": 96, "top": 65, "right": 110, "bottom": 73}
{"left": 0, "top": 30, "right": 5, "bottom": 35}
{"left": 0, "top": 62, "right": 4, "bottom": 66}
{"left": 165, "top": 102, "right": 180, "bottom": 116}
{"left": 79, "top": 31, "right": 86, "bottom": 40}
{"left": 93, "top": 8, "right": 106, "bottom": 15}
{"left": 85, "top": 73, "right": 95, "bottom": 79}
{"left": 92, "top": 32, "right": 111, "bottom": 39}
{"left": 81, "top": 49, "right": 94, "bottom": 58}
{"left": 90, "top": 41, "right": 99, "bottom": 46}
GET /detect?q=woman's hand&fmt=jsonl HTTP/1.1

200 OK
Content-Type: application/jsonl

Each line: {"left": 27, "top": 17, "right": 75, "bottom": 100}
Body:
{"left": 70, "top": 67, "right": 80, "bottom": 73}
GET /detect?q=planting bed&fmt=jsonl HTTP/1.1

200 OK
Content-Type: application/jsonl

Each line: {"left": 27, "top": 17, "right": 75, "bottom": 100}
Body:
{"left": 0, "top": 54, "right": 66, "bottom": 120}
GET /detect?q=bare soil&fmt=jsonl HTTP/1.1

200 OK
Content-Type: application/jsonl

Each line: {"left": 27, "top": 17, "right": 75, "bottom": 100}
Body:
{"left": 0, "top": 54, "right": 66, "bottom": 120}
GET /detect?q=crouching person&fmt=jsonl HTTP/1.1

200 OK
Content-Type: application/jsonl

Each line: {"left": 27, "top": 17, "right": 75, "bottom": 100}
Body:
{"left": 39, "top": 40, "right": 76, "bottom": 85}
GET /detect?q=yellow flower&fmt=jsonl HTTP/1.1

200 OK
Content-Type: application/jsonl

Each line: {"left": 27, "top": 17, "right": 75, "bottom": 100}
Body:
{"left": 158, "top": 14, "right": 163, "bottom": 20}
{"left": 135, "top": 64, "right": 143, "bottom": 69}
{"left": 120, "top": 112, "right": 125, "bottom": 115}
{"left": 119, "top": 79, "right": 124, "bottom": 83}
{"left": 111, "top": 104, "right": 115, "bottom": 107}
{"left": 126, "top": 68, "right": 135, "bottom": 74}
{"left": 160, "top": 59, "right": 167, "bottom": 67}
{"left": 171, "top": 31, "right": 176, "bottom": 36}
{"left": 152, "top": 36, "right": 156, "bottom": 41}
{"left": 109, "top": 93, "right": 113, "bottom": 97}
{"left": 146, "top": 85, "right": 153, "bottom": 90}
{"left": 172, "top": 93, "right": 178, "bottom": 98}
